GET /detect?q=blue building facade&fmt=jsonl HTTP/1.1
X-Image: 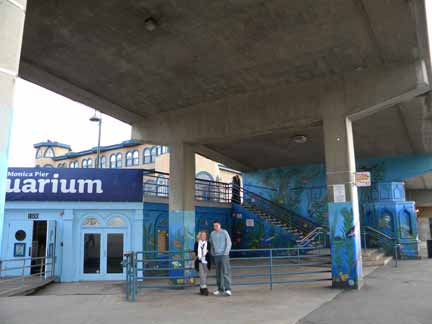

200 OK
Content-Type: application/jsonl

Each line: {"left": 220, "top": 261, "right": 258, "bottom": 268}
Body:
{"left": 0, "top": 168, "right": 232, "bottom": 282}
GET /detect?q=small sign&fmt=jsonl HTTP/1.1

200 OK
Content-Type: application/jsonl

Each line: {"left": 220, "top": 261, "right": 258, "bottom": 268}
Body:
{"left": 28, "top": 213, "right": 39, "bottom": 220}
{"left": 246, "top": 219, "right": 255, "bottom": 227}
{"left": 355, "top": 172, "right": 371, "bottom": 187}
{"left": 333, "top": 184, "right": 346, "bottom": 203}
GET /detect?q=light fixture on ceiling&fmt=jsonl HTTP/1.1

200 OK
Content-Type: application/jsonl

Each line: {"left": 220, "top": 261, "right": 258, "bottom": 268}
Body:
{"left": 292, "top": 135, "right": 308, "bottom": 144}
{"left": 144, "top": 17, "right": 158, "bottom": 31}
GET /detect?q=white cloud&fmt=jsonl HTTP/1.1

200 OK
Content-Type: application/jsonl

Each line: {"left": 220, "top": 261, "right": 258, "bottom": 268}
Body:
{"left": 8, "top": 79, "right": 132, "bottom": 167}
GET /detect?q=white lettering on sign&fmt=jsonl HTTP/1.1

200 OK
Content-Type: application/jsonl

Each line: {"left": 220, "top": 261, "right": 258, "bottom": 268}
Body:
{"left": 333, "top": 184, "right": 346, "bottom": 203}
{"left": 6, "top": 173, "right": 104, "bottom": 195}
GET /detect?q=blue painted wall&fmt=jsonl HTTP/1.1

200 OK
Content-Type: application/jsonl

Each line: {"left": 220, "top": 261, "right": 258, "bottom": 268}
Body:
{"left": 244, "top": 154, "right": 432, "bottom": 226}
{"left": 143, "top": 202, "right": 232, "bottom": 253}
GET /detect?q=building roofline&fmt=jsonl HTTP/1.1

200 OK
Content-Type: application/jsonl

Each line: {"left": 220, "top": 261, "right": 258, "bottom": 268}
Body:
{"left": 52, "top": 140, "right": 144, "bottom": 161}
{"left": 33, "top": 140, "right": 71, "bottom": 150}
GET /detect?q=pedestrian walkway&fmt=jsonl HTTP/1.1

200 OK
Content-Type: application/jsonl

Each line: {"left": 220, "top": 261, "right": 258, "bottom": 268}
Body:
{"left": 0, "top": 267, "right": 383, "bottom": 324}
{"left": 0, "top": 277, "right": 54, "bottom": 297}
{"left": 298, "top": 259, "right": 432, "bottom": 324}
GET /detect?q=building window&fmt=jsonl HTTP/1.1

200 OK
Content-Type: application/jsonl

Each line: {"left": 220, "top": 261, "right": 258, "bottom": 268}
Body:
{"left": 107, "top": 216, "right": 127, "bottom": 227}
{"left": 143, "top": 148, "right": 151, "bottom": 164}
{"left": 36, "top": 149, "right": 42, "bottom": 158}
{"left": 69, "top": 161, "right": 79, "bottom": 168}
{"left": 125, "top": 151, "right": 133, "bottom": 167}
{"left": 43, "top": 164, "right": 54, "bottom": 168}
{"left": 132, "top": 150, "right": 139, "bottom": 165}
{"left": 116, "top": 153, "right": 122, "bottom": 168}
{"left": 160, "top": 146, "right": 169, "bottom": 154}
{"left": 44, "top": 147, "right": 55, "bottom": 158}
{"left": 82, "top": 158, "right": 93, "bottom": 168}
{"left": 82, "top": 217, "right": 100, "bottom": 226}
{"left": 57, "top": 163, "right": 66, "bottom": 168}
{"left": 110, "top": 153, "right": 122, "bottom": 168}
{"left": 99, "top": 156, "right": 106, "bottom": 168}
{"left": 150, "top": 146, "right": 158, "bottom": 162}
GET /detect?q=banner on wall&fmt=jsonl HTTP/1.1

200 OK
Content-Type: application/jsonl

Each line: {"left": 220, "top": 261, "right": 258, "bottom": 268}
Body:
{"left": 5, "top": 168, "right": 143, "bottom": 202}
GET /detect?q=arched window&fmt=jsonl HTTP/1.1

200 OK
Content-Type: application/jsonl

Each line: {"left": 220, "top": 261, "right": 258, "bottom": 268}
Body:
{"left": 107, "top": 216, "right": 127, "bottom": 227}
{"left": 69, "top": 161, "right": 79, "bottom": 168}
{"left": 143, "top": 148, "right": 151, "bottom": 164}
{"left": 82, "top": 159, "right": 88, "bottom": 168}
{"left": 43, "top": 164, "right": 54, "bottom": 168}
{"left": 35, "top": 149, "right": 42, "bottom": 158}
{"left": 44, "top": 147, "right": 55, "bottom": 158}
{"left": 110, "top": 154, "right": 116, "bottom": 168}
{"left": 82, "top": 217, "right": 100, "bottom": 226}
{"left": 160, "top": 146, "right": 169, "bottom": 154}
{"left": 125, "top": 151, "right": 133, "bottom": 167}
{"left": 150, "top": 146, "right": 158, "bottom": 162}
{"left": 116, "top": 153, "right": 122, "bottom": 168}
{"left": 99, "top": 156, "right": 106, "bottom": 168}
{"left": 196, "top": 171, "right": 215, "bottom": 201}
{"left": 87, "top": 158, "right": 93, "bottom": 168}
{"left": 132, "top": 150, "right": 139, "bottom": 165}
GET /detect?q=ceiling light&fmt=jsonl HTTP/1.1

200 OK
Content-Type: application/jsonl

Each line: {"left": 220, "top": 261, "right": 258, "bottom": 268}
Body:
{"left": 145, "top": 17, "right": 158, "bottom": 31}
{"left": 292, "top": 135, "right": 308, "bottom": 144}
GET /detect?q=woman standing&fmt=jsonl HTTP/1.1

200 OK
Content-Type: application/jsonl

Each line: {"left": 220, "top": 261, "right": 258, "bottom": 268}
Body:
{"left": 194, "top": 231, "right": 212, "bottom": 296}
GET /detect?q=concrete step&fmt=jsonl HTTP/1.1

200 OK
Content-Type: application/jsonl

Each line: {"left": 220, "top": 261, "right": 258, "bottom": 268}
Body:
{"left": 363, "top": 256, "right": 393, "bottom": 267}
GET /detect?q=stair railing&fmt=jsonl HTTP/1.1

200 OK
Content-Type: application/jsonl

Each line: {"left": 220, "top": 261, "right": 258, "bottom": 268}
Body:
{"left": 233, "top": 184, "right": 322, "bottom": 235}
{"left": 361, "top": 225, "right": 400, "bottom": 267}
{"left": 297, "top": 227, "right": 328, "bottom": 248}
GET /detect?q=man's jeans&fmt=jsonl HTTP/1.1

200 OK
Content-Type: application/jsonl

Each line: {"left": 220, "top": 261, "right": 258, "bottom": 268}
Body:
{"left": 213, "top": 255, "right": 231, "bottom": 291}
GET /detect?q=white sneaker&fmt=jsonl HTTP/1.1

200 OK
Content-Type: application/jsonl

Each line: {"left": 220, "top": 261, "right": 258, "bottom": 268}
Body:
{"left": 213, "top": 290, "right": 221, "bottom": 296}
{"left": 225, "top": 290, "right": 232, "bottom": 296}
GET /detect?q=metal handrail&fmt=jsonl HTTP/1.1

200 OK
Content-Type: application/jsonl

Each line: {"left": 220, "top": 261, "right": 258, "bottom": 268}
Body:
{"left": 123, "top": 246, "right": 331, "bottom": 301}
{"left": 361, "top": 225, "right": 399, "bottom": 267}
{"left": 235, "top": 184, "right": 323, "bottom": 235}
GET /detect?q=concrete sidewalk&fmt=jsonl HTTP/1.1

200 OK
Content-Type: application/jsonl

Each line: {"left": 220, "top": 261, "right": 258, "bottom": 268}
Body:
{"left": 0, "top": 264, "right": 407, "bottom": 324}
{"left": 298, "top": 259, "right": 432, "bottom": 324}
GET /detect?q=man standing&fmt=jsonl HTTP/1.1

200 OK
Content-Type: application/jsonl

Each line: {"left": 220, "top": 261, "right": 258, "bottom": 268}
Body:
{"left": 209, "top": 220, "right": 232, "bottom": 296}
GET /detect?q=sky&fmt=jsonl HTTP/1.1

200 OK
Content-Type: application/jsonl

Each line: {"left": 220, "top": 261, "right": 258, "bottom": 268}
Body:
{"left": 8, "top": 79, "right": 131, "bottom": 167}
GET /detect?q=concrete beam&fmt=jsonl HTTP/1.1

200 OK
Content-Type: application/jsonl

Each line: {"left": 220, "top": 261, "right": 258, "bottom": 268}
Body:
{"left": 132, "top": 62, "right": 428, "bottom": 145}
{"left": 195, "top": 144, "right": 253, "bottom": 172}
{"left": 19, "top": 60, "right": 145, "bottom": 125}
{"left": 407, "top": 189, "right": 432, "bottom": 207}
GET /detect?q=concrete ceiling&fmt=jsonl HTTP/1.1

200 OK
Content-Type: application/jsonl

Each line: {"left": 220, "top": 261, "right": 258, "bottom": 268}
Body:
{"left": 19, "top": 0, "right": 432, "bottom": 170}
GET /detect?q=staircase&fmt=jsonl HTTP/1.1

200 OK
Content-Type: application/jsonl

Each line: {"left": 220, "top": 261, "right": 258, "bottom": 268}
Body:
{"left": 362, "top": 248, "right": 393, "bottom": 267}
{"left": 237, "top": 185, "right": 326, "bottom": 248}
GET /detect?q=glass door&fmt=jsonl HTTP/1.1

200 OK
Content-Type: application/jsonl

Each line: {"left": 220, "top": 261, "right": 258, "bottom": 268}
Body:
{"left": 106, "top": 233, "right": 124, "bottom": 274}
{"left": 83, "top": 232, "right": 102, "bottom": 275}
{"left": 81, "top": 230, "right": 126, "bottom": 280}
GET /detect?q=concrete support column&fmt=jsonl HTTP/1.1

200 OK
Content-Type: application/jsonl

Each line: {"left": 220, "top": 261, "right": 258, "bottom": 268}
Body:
{"left": 168, "top": 142, "right": 196, "bottom": 284}
{"left": 61, "top": 209, "right": 74, "bottom": 282}
{"left": 0, "top": 0, "right": 27, "bottom": 251}
{"left": 322, "top": 90, "right": 363, "bottom": 289}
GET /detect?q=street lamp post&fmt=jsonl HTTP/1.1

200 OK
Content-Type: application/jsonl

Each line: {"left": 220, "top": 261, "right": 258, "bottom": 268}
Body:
{"left": 90, "top": 111, "right": 102, "bottom": 168}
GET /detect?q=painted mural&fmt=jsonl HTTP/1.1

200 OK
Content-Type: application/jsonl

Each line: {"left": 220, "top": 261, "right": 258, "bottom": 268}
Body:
{"left": 231, "top": 204, "right": 297, "bottom": 250}
{"left": 244, "top": 154, "right": 432, "bottom": 226}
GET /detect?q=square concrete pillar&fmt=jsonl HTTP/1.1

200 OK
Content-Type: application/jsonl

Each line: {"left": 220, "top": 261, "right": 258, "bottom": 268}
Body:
{"left": 323, "top": 94, "right": 363, "bottom": 289}
{"left": 168, "top": 142, "right": 196, "bottom": 284}
{"left": 0, "top": 0, "right": 26, "bottom": 251}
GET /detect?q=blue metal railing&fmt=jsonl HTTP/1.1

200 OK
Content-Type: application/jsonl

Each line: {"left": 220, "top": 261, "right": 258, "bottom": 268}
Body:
{"left": 123, "top": 246, "right": 331, "bottom": 301}
{"left": 142, "top": 170, "right": 232, "bottom": 204}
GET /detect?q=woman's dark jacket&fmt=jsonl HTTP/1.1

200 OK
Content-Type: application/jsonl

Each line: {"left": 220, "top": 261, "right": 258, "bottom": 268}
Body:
{"left": 194, "top": 241, "right": 212, "bottom": 272}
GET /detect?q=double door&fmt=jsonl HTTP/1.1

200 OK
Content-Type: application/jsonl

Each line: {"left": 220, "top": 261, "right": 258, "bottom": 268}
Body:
{"left": 81, "top": 229, "right": 126, "bottom": 280}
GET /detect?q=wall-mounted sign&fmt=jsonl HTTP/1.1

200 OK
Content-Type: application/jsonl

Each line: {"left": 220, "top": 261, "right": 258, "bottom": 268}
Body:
{"left": 333, "top": 184, "right": 346, "bottom": 203}
{"left": 6, "top": 168, "right": 143, "bottom": 202}
{"left": 28, "top": 213, "right": 39, "bottom": 220}
{"left": 246, "top": 219, "right": 255, "bottom": 227}
{"left": 355, "top": 171, "right": 371, "bottom": 187}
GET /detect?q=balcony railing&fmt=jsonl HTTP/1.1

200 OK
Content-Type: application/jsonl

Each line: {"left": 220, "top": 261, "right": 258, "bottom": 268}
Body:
{"left": 143, "top": 170, "right": 232, "bottom": 204}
